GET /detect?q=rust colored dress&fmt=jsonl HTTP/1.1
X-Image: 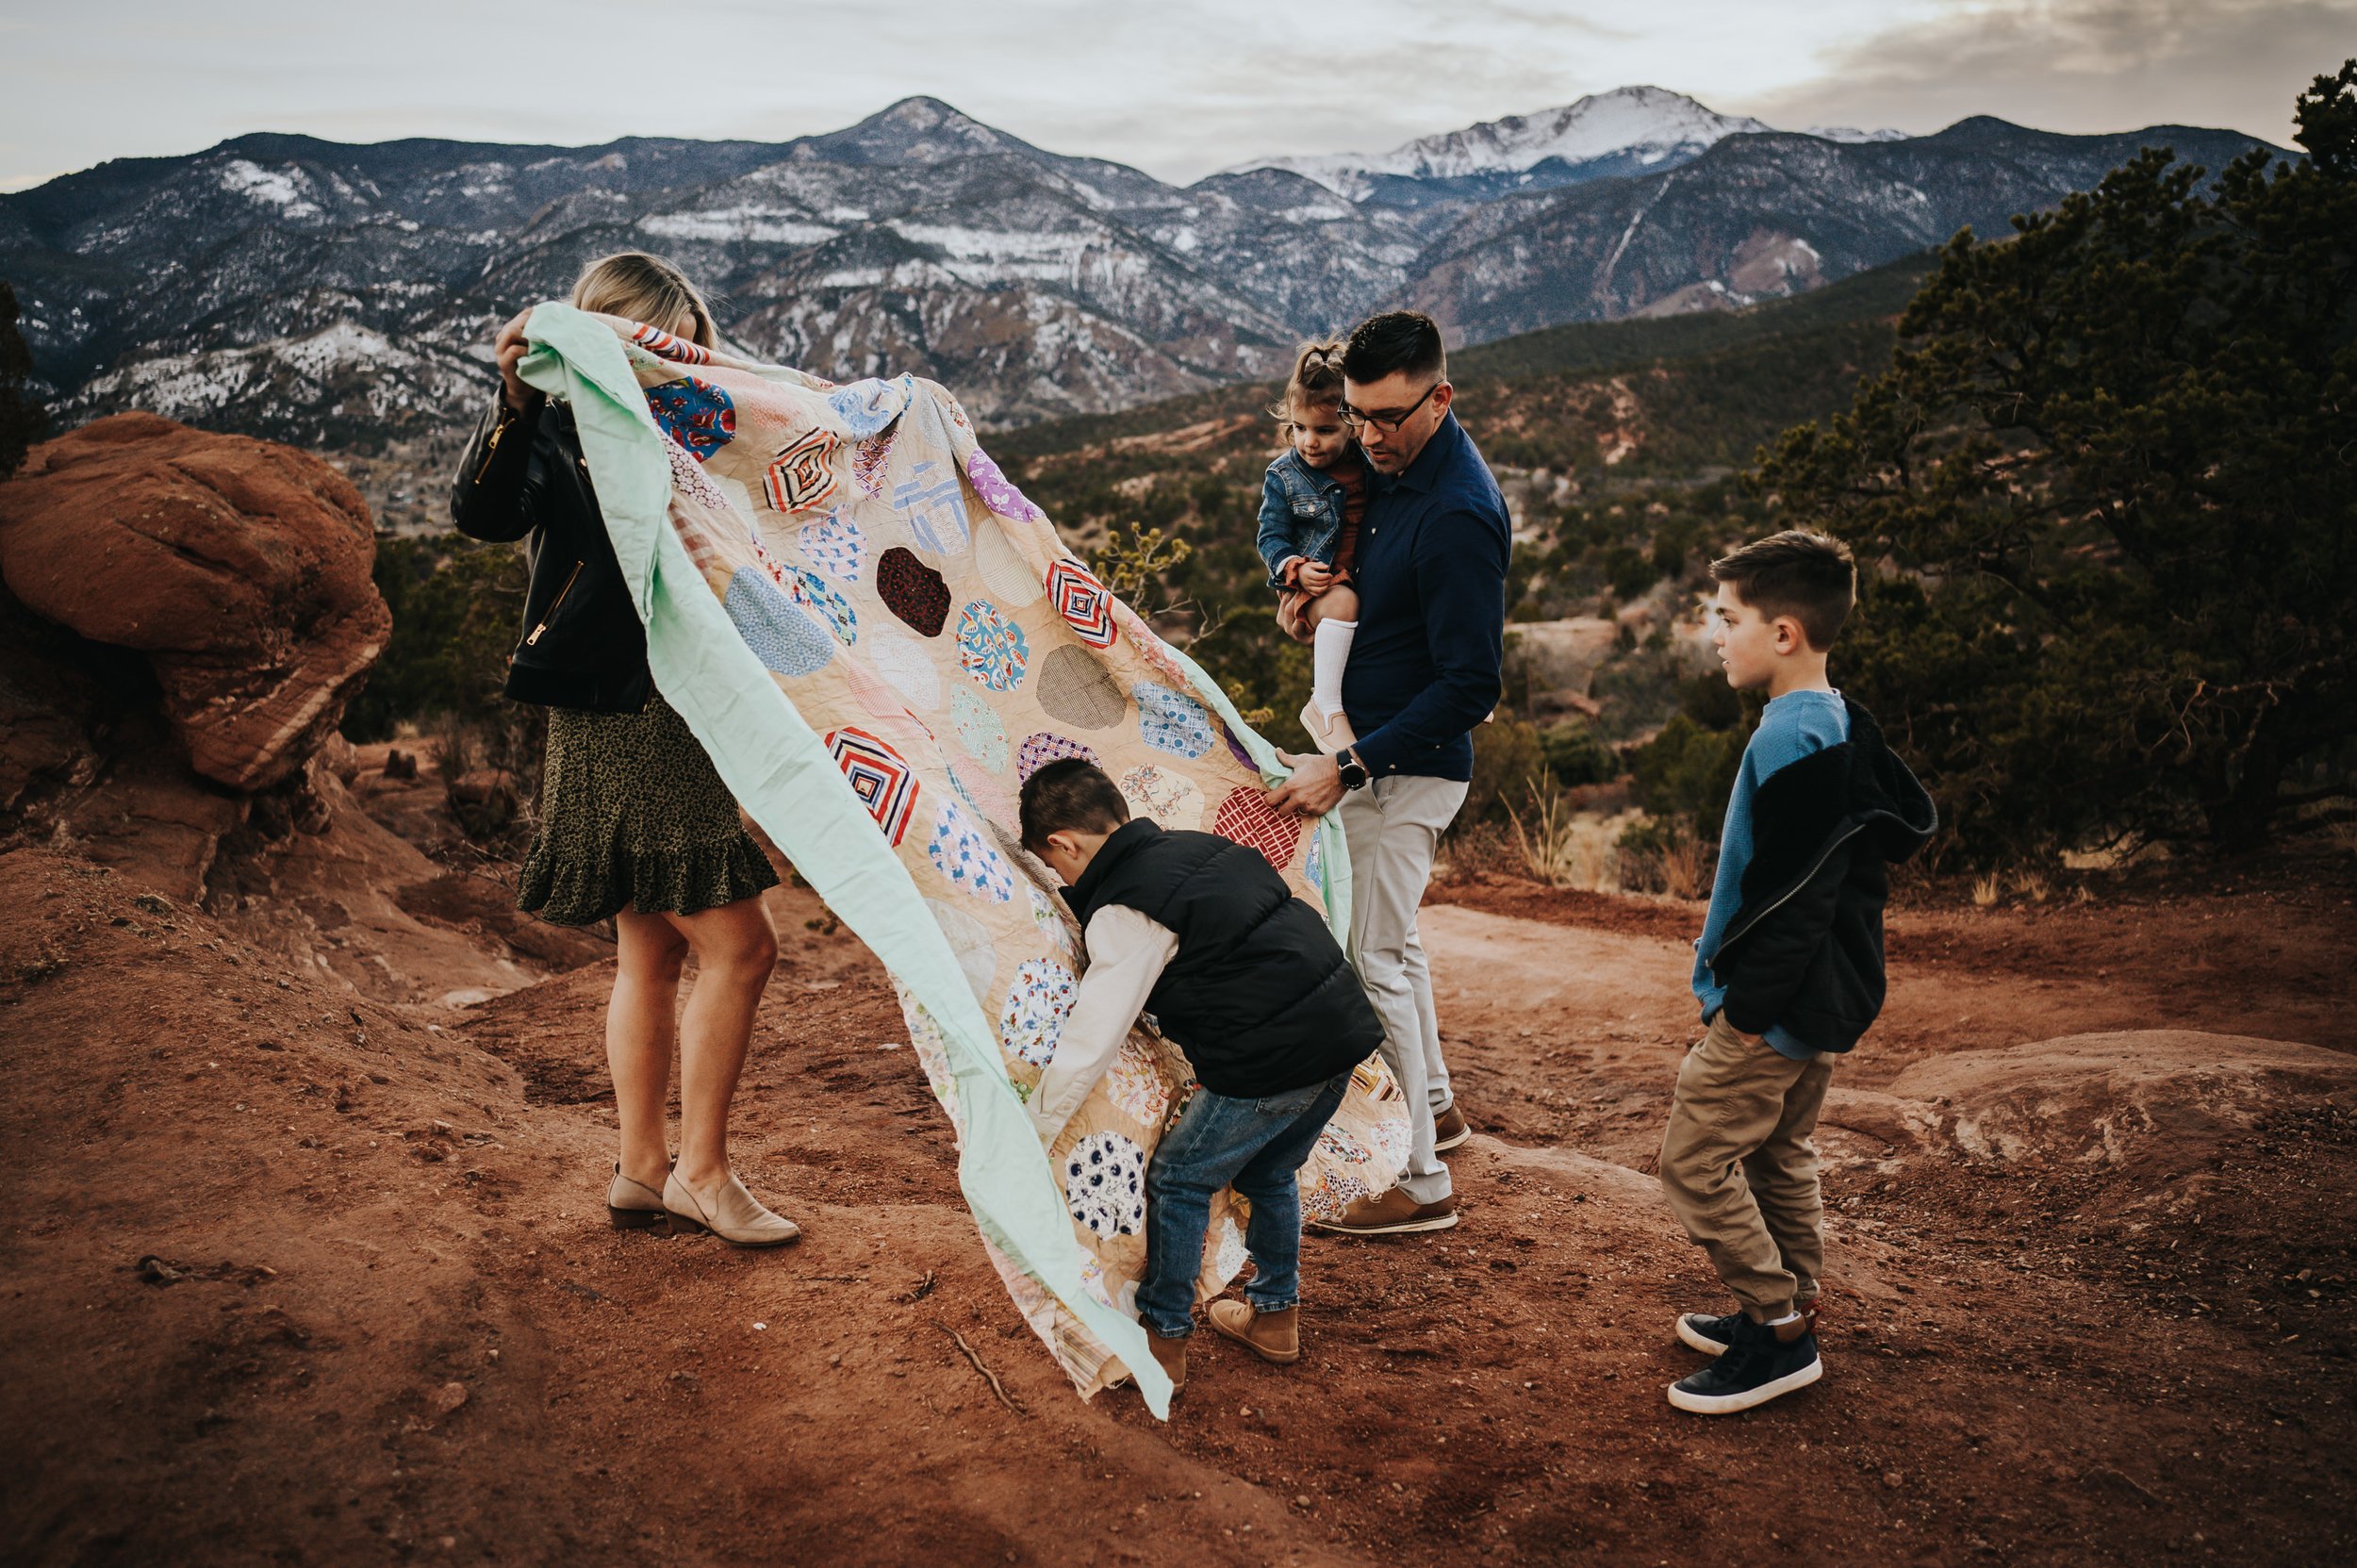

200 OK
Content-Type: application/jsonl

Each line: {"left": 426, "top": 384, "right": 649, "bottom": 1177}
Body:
{"left": 1275, "top": 457, "right": 1367, "bottom": 645}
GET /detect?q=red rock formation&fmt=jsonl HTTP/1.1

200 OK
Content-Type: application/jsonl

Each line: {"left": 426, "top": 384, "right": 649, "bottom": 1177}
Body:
{"left": 0, "top": 412, "right": 389, "bottom": 790}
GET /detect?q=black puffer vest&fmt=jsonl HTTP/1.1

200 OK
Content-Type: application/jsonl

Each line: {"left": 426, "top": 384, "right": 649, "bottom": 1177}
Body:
{"left": 1063, "top": 820, "right": 1382, "bottom": 1098}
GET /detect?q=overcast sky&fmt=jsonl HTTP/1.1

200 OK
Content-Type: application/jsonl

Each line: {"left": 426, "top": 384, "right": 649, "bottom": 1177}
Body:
{"left": 1, "top": 0, "right": 2344, "bottom": 190}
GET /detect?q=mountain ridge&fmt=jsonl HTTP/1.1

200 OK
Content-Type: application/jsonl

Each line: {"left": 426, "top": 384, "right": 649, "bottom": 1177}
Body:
{"left": 1, "top": 91, "right": 2286, "bottom": 457}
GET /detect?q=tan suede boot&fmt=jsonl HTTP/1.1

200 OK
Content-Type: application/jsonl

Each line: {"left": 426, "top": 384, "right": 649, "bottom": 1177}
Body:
{"left": 1208, "top": 1299, "right": 1301, "bottom": 1365}
{"left": 1146, "top": 1329, "right": 1188, "bottom": 1395}
{"left": 606, "top": 1163, "right": 668, "bottom": 1230}
{"left": 664, "top": 1170, "right": 801, "bottom": 1248}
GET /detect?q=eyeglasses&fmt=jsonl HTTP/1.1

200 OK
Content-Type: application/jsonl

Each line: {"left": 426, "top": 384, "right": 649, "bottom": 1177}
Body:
{"left": 1337, "top": 381, "right": 1441, "bottom": 433}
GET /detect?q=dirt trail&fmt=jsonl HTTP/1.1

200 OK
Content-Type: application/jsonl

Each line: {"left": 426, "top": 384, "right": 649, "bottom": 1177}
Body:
{"left": 6, "top": 821, "right": 2355, "bottom": 1565}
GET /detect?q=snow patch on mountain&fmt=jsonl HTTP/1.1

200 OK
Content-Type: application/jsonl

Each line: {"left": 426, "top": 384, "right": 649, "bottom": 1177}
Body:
{"left": 68, "top": 322, "right": 474, "bottom": 437}
{"left": 1807, "top": 125, "right": 1909, "bottom": 143}
{"left": 217, "top": 159, "right": 323, "bottom": 219}
{"left": 639, "top": 206, "right": 839, "bottom": 244}
{"left": 1228, "top": 87, "right": 1772, "bottom": 198}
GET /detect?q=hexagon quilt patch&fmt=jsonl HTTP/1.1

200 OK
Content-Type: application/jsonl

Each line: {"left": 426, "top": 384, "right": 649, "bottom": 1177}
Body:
{"left": 645, "top": 376, "right": 735, "bottom": 461}
{"left": 1046, "top": 558, "right": 1116, "bottom": 649}
{"left": 825, "top": 725, "right": 918, "bottom": 847}
{"left": 763, "top": 427, "right": 841, "bottom": 513}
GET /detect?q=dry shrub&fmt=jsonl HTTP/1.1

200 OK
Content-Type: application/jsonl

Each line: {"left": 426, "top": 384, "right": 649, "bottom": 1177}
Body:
{"left": 1432, "top": 818, "right": 1520, "bottom": 883}
{"left": 1656, "top": 830, "right": 1711, "bottom": 900}
{"left": 431, "top": 709, "right": 544, "bottom": 853}
{"left": 1615, "top": 814, "right": 1712, "bottom": 898}
{"left": 1507, "top": 784, "right": 1645, "bottom": 892}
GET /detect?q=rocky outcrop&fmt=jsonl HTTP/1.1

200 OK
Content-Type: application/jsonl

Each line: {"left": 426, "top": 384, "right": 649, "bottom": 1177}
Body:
{"left": 0, "top": 414, "right": 590, "bottom": 1003}
{"left": 0, "top": 412, "right": 388, "bottom": 791}
{"left": 1884, "top": 1031, "right": 2357, "bottom": 1175}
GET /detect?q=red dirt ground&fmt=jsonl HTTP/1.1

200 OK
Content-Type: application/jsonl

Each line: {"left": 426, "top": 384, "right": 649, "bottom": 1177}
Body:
{"left": 6, "top": 776, "right": 2353, "bottom": 1566}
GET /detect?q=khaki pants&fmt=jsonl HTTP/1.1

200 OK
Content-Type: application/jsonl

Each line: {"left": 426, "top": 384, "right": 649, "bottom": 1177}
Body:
{"left": 1657, "top": 1012, "right": 1835, "bottom": 1321}
{"left": 1340, "top": 773, "right": 1467, "bottom": 1206}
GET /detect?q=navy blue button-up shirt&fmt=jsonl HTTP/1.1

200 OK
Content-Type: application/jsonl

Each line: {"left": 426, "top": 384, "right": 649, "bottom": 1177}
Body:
{"left": 1340, "top": 410, "right": 1511, "bottom": 782}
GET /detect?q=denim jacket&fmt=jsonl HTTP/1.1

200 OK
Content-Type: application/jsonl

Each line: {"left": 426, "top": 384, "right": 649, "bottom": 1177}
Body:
{"left": 1254, "top": 447, "right": 1356, "bottom": 590}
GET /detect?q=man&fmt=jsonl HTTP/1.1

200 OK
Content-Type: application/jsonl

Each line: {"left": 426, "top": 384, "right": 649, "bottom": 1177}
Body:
{"left": 1266, "top": 310, "right": 1510, "bottom": 1236}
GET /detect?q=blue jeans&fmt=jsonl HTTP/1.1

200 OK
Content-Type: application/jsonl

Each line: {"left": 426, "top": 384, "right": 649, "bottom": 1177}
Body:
{"left": 1133, "top": 1068, "right": 1353, "bottom": 1339}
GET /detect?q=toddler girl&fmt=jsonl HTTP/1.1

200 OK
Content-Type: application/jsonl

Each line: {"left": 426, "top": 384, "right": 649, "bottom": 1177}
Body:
{"left": 1254, "top": 341, "right": 1366, "bottom": 753}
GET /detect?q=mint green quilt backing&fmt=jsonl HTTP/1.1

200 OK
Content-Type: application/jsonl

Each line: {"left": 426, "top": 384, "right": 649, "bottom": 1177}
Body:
{"left": 518, "top": 305, "right": 1411, "bottom": 1420}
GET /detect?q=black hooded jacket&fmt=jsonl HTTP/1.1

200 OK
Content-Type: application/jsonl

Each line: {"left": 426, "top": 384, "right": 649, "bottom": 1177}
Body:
{"left": 448, "top": 388, "right": 652, "bottom": 713}
{"left": 1063, "top": 820, "right": 1383, "bottom": 1098}
{"left": 1701, "top": 700, "right": 1937, "bottom": 1054}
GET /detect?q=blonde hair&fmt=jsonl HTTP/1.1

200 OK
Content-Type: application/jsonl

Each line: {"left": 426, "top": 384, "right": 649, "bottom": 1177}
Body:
{"left": 1268, "top": 338, "right": 1346, "bottom": 423}
{"left": 570, "top": 252, "right": 717, "bottom": 348}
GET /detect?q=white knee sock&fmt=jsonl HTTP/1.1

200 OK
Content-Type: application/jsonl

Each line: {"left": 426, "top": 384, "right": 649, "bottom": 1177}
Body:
{"left": 1311, "top": 619, "right": 1357, "bottom": 717}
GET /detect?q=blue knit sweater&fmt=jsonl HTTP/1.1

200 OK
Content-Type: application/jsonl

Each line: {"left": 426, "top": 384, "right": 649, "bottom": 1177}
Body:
{"left": 1691, "top": 689, "right": 1851, "bottom": 1060}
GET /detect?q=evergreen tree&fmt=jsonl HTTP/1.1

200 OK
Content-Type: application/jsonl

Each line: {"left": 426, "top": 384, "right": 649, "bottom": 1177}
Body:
{"left": 0, "top": 281, "right": 47, "bottom": 482}
{"left": 1754, "top": 63, "right": 2357, "bottom": 859}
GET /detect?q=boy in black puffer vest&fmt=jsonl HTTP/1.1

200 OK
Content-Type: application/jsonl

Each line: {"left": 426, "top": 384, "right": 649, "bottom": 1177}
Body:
{"left": 1020, "top": 759, "right": 1383, "bottom": 1396}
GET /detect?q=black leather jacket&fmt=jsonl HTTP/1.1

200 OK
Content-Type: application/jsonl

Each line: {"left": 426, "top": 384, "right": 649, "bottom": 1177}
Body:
{"left": 448, "top": 388, "right": 651, "bottom": 713}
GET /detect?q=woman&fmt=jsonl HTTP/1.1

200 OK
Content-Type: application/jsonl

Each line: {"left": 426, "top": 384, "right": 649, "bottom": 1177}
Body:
{"left": 451, "top": 252, "right": 799, "bottom": 1247}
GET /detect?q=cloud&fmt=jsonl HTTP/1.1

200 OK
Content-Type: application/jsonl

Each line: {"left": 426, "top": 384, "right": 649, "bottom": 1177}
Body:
{"left": 1049, "top": 2, "right": 1659, "bottom": 178}
{"left": 1733, "top": 0, "right": 2353, "bottom": 146}
{"left": 0, "top": 0, "right": 2339, "bottom": 193}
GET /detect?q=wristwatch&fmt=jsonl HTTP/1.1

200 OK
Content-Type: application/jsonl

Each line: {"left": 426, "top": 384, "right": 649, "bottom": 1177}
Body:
{"left": 1336, "top": 748, "right": 1370, "bottom": 791}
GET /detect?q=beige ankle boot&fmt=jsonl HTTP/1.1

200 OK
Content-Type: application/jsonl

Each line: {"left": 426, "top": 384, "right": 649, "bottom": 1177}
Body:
{"left": 607, "top": 1164, "right": 668, "bottom": 1230}
{"left": 1208, "top": 1299, "right": 1301, "bottom": 1364}
{"left": 664, "top": 1170, "right": 800, "bottom": 1248}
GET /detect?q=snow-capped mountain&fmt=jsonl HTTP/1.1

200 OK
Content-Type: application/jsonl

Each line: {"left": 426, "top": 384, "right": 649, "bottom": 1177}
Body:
{"left": 1406, "top": 117, "right": 2281, "bottom": 343}
{"left": 1235, "top": 86, "right": 1773, "bottom": 202}
{"left": 0, "top": 89, "right": 2283, "bottom": 509}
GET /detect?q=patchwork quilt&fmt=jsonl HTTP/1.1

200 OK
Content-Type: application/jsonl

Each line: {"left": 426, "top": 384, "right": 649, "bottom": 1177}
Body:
{"left": 515, "top": 305, "right": 1410, "bottom": 1419}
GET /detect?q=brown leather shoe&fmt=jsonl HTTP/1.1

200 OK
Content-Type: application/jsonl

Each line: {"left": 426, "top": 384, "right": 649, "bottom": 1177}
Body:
{"left": 1432, "top": 1104, "right": 1471, "bottom": 1153}
{"left": 1208, "top": 1299, "right": 1301, "bottom": 1364}
{"left": 1307, "top": 1186, "right": 1459, "bottom": 1236}
{"left": 1146, "top": 1329, "right": 1188, "bottom": 1394}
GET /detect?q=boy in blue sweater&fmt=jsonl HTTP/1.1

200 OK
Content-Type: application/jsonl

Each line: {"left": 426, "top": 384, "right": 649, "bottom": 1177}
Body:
{"left": 1659, "top": 530, "right": 1936, "bottom": 1414}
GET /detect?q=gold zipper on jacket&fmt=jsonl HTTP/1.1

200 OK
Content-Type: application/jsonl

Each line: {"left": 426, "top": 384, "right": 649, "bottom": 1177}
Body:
{"left": 472, "top": 405, "right": 519, "bottom": 484}
{"left": 523, "top": 560, "right": 585, "bottom": 647}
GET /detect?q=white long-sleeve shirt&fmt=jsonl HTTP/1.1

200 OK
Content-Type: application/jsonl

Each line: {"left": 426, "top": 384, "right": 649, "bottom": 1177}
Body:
{"left": 1029, "top": 904, "right": 1178, "bottom": 1143}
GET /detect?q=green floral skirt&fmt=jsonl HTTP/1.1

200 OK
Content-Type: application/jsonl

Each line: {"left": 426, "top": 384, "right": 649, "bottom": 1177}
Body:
{"left": 517, "top": 692, "right": 780, "bottom": 927}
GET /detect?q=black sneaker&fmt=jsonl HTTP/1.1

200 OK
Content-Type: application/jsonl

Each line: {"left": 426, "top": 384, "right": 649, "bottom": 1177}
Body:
{"left": 1667, "top": 1317, "right": 1822, "bottom": 1414}
{"left": 1675, "top": 1301, "right": 1816, "bottom": 1357}
{"left": 1674, "top": 1310, "right": 1745, "bottom": 1357}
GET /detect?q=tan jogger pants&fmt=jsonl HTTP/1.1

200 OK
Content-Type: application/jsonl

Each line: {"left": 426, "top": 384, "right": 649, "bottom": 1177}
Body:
{"left": 1657, "top": 1011, "right": 1835, "bottom": 1321}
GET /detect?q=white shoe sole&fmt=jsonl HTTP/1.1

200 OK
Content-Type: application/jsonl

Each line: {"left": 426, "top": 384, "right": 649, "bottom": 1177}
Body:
{"left": 1665, "top": 1356, "right": 1822, "bottom": 1414}
{"left": 1306, "top": 1210, "right": 1460, "bottom": 1236}
{"left": 1674, "top": 1314, "right": 1732, "bottom": 1357}
{"left": 1433, "top": 1125, "right": 1471, "bottom": 1153}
